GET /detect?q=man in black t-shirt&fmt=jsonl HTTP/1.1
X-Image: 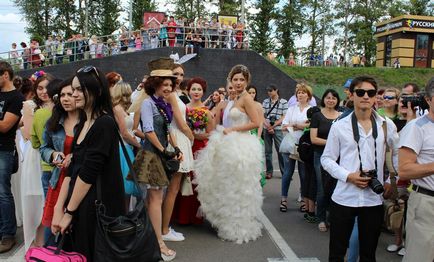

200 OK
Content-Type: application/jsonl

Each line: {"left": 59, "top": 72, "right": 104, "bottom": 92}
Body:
{"left": 0, "top": 62, "right": 24, "bottom": 253}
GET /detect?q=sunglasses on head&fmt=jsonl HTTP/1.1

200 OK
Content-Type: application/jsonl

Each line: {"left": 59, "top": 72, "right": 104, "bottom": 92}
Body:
{"left": 354, "top": 89, "right": 377, "bottom": 98}
{"left": 77, "top": 65, "right": 99, "bottom": 77}
{"left": 383, "top": 95, "right": 396, "bottom": 100}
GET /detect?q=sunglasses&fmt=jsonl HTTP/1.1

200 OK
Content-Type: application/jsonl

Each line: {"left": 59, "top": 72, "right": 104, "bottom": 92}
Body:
{"left": 383, "top": 95, "right": 396, "bottom": 100}
{"left": 354, "top": 89, "right": 377, "bottom": 98}
{"left": 77, "top": 65, "right": 99, "bottom": 76}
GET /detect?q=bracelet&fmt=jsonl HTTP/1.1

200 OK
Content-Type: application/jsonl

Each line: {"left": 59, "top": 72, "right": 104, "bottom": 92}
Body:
{"left": 64, "top": 207, "right": 76, "bottom": 216}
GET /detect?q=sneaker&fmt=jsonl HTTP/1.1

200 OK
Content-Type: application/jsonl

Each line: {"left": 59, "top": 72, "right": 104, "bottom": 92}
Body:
{"left": 397, "top": 247, "right": 406, "bottom": 256}
{"left": 169, "top": 227, "right": 184, "bottom": 237}
{"left": 386, "top": 244, "right": 400, "bottom": 252}
{"left": 0, "top": 238, "right": 16, "bottom": 253}
{"left": 162, "top": 229, "right": 185, "bottom": 242}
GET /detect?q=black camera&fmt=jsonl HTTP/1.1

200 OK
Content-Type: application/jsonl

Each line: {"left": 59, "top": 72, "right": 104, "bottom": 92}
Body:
{"left": 401, "top": 93, "right": 429, "bottom": 111}
{"left": 360, "top": 170, "right": 384, "bottom": 194}
{"left": 269, "top": 115, "right": 277, "bottom": 126}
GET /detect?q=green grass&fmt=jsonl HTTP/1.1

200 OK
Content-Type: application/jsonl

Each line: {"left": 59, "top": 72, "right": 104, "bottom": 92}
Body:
{"left": 272, "top": 62, "right": 434, "bottom": 97}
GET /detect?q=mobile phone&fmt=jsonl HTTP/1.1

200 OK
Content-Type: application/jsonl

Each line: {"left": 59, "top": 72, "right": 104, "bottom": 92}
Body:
{"left": 55, "top": 154, "right": 63, "bottom": 162}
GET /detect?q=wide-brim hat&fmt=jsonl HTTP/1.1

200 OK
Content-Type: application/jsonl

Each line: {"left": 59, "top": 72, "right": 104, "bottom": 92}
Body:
{"left": 148, "top": 57, "right": 177, "bottom": 78}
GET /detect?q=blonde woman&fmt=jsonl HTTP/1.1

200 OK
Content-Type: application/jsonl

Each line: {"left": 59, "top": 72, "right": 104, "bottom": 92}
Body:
{"left": 111, "top": 81, "right": 141, "bottom": 202}
{"left": 378, "top": 87, "right": 400, "bottom": 120}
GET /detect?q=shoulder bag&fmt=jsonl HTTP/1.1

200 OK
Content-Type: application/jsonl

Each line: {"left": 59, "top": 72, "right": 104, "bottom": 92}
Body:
{"left": 94, "top": 120, "right": 161, "bottom": 262}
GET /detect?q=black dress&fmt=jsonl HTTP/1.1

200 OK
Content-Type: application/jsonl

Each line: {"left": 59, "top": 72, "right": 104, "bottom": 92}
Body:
{"left": 66, "top": 115, "right": 126, "bottom": 261}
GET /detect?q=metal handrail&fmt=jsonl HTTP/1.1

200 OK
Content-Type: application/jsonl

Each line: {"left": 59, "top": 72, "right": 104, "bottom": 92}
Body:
{"left": 1, "top": 26, "right": 250, "bottom": 71}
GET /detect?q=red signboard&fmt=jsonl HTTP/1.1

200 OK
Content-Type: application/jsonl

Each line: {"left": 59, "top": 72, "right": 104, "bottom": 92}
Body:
{"left": 143, "top": 12, "right": 166, "bottom": 29}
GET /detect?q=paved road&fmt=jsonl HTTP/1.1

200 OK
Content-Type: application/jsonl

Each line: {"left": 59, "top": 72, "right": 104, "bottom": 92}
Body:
{"left": 2, "top": 153, "right": 405, "bottom": 262}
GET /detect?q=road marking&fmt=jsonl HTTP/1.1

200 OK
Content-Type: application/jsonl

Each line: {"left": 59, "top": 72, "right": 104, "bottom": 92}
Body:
{"left": 259, "top": 210, "right": 301, "bottom": 262}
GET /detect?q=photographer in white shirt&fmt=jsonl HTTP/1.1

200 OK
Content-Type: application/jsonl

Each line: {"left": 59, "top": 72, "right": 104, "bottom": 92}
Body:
{"left": 321, "top": 76, "right": 399, "bottom": 262}
{"left": 399, "top": 77, "right": 434, "bottom": 262}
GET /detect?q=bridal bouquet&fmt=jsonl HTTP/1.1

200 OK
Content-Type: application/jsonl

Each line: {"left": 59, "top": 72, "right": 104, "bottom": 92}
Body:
{"left": 187, "top": 107, "right": 208, "bottom": 134}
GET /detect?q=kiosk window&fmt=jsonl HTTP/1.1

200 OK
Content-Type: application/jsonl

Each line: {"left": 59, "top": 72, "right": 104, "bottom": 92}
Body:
{"left": 415, "top": 34, "right": 428, "bottom": 68}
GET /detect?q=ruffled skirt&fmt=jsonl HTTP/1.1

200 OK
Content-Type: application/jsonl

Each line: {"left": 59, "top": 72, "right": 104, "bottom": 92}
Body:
{"left": 194, "top": 127, "right": 264, "bottom": 244}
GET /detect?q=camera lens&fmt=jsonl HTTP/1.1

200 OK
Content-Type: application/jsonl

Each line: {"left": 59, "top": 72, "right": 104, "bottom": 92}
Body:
{"left": 369, "top": 178, "right": 384, "bottom": 194}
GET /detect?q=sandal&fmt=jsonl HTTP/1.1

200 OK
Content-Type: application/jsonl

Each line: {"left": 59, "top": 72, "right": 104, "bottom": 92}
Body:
{"left": 318, "top": 222, "right": 328, "bottom": 232}
{"left": 299, "top": 202, "right": 307, "bottom": 212}
{"left": 280, "top": 200, "right": 288, "bottom": 212}
{"left": 159, "top": 242, "right": 176, "bottom": 261}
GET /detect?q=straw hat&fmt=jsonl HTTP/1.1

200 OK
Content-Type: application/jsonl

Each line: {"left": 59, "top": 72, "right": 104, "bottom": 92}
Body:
{"left": 148, "top": 58, "right": 177, "bottom": 78}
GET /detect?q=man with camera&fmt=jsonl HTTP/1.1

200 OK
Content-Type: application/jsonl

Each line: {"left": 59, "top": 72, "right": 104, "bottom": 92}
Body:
{"left": 0, "top": 62, "right": 24, "bottom": 253}
{"left": 321, "top": 76, "right": 399, "bottom": 261}
{"left": 262, "top": 84, "right": 288, "bottom": 179}
{"left": 399, "top": 77, "right": 434, "bottom": 262}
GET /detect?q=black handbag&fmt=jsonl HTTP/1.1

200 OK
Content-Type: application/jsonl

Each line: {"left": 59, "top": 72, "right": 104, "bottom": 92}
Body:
{"left": 94, "top": 126, "right": 161, "bottom": 262}
{"left": 162, "top": 158, "right": 180, "bottom": 177}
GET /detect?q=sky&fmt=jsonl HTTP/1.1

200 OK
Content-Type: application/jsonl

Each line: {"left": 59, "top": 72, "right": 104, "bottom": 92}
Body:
{"left": 0, "top": 0, "right": 314, "bottom": 57}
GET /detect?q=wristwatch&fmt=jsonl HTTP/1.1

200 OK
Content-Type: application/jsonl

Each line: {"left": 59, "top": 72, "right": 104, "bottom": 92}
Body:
{"left": 64, "top": 207, "right": 76, "bottom": 216}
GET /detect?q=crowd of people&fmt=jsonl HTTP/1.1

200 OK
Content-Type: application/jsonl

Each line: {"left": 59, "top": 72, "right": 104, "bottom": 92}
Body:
{"left": 0, "top": 58, "right": 433, "bottom": 262}
{"left": 269, "top": 52, "right": 367, "bottom": 68}
{"left": 5, "top": 16, "right": 248, "bottom": 71}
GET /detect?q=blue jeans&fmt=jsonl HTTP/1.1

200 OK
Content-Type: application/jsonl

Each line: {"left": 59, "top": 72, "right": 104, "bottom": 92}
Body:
{"left": 348, "top": 217, "right": 359, "bottom": 262}
{"left": 263, "top": 129, "right": 284, "bottom": 175}
{"left": 281, "top": 153, "right": 305, "bottom": 197}
{"left": 313, "top": 150, "right": 327, "bottom": 222}
{"left": 0, "top": 150, "right": 17, "bottom": 239}
{"left": 41, "top": 171, "right": 52, "bottom": 198}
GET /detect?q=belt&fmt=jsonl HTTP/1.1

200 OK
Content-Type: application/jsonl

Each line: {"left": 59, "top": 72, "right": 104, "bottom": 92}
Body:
{"left": 412, "top": 185, "right": 434, "bottom": 197}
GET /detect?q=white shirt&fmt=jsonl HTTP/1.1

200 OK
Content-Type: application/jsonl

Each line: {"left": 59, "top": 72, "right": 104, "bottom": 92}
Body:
{"left": 287, "top": 95, "right": 317, "bottom": 107}
{"left": 399, "top": 115, "right": 434, "bottom": 191}
{"left": 321, "top": 111, "right": 399, "bottom": 207}
{"left": 282, "top": 104, "right": 311, "bottom": 141}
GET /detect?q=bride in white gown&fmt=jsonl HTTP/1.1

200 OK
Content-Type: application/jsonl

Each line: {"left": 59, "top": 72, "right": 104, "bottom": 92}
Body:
{"left": 195, "top": 65, "right": 263, "bottom": 244}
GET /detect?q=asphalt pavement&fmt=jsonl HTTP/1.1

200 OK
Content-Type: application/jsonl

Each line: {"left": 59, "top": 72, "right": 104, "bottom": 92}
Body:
{"left": 2, "top": 151, "right": 405, "bottom": 262}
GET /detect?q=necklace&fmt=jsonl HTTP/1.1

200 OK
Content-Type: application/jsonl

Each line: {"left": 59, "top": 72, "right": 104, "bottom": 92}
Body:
{"left": 236, "top": 90, "right": 247, "bottom": 100}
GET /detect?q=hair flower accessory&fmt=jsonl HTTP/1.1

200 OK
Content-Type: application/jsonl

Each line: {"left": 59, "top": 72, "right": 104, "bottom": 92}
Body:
{"left": 30, "top": 70, "right": 46, "bottom": 82}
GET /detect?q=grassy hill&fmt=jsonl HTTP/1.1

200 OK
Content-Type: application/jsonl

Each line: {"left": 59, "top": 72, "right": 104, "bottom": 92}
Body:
{"left": 273, "top": 62, "right": 434, "bottom": 97}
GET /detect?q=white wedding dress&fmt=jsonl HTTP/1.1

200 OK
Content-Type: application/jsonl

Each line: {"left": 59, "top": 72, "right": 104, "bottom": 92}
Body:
{"left": 195, "top": 107, "right": 263, "bottom": 244}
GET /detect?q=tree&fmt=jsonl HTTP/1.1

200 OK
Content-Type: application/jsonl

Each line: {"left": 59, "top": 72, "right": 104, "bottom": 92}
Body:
{"left": 334, "top": 0, "right": 357, "bottom": 65}
{"left": 349, "top": 0, "right": 389, "bottom": 65}
{"left": 218, "top": 0, "right": 239, "bottom": 15}
{"left": 249, "top": 0, "right": 278, "bottom": 55}
{"left": 409, "top": 0, "right": 433, "bottom": 15}
{"left": 172, "top": 0, "right": 211, "bottom": 21}
{"left": 51, "top": 0, "right": 77, "bottom": 38}
{"left": 14, "top": 0, "right": 53, "bottom": 39}
{"left": 275, "top": 0, "right": 304, "bottom": 58}
{"left": 303, "top": 0, "right": 334, "bottom": 57}
{"left": 130, "top": 0, "right": 157, "bottom": 30}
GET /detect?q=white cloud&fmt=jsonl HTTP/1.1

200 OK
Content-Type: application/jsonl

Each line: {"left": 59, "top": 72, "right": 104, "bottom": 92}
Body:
{"left": 0, "top": 12, "right": 28, "bottom": 57}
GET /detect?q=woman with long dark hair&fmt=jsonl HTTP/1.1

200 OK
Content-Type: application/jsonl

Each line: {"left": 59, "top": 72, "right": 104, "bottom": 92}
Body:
{"left": 54, "top": 66, "right": 126, "bottom": 261}
{"left": 39, "top": 77, "right": 79, "bottom": 233}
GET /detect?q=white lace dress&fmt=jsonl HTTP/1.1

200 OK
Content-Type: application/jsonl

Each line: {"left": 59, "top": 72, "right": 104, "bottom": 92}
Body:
{"left": 195, "top": 108, "right": 263, "bottom": 244}
{"left": 169, "top": 94, "right": 194, "bottom": 173}
{"left": 20, "top": 100, "right": 44, "bottom": 251}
